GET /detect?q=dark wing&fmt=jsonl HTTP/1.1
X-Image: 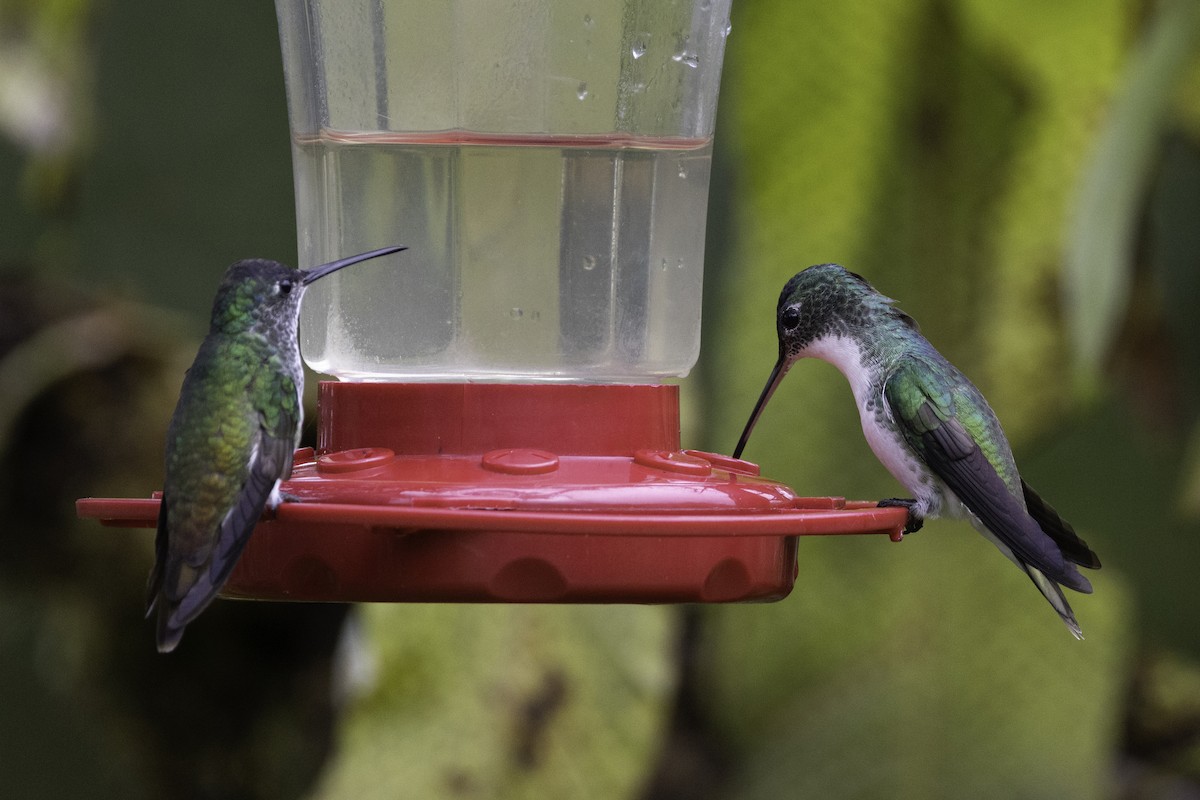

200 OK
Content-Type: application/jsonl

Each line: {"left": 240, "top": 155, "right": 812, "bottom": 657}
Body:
{"left": 885, "top": 362, "right": 1091, "bottom": 594}
{"left": 145, "top": 492, "right": 170, "bottom": 615}
{"left": 187, "top": 427, "right": 291, "bottom": 611}
{"left": 154, "top": 358, "right": 300, "bottom": 650}
{"left": 154, "top": 425, "right": 291, "bottom": 651}
{"left": 173, "top": 365, "right": 300, "bottom": 626}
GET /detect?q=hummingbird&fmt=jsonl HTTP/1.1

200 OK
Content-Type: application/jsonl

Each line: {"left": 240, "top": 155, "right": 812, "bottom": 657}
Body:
{"left": 146, "top": 245, "right": 405, "bottom": 652}
{"left": 732, "top": 264, "right": 1101, "bottom": 638}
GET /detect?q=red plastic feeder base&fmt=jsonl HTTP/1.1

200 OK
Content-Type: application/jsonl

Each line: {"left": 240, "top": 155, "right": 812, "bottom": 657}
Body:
{"left": 77, "top": 382, "right": 905, "bottom": 603}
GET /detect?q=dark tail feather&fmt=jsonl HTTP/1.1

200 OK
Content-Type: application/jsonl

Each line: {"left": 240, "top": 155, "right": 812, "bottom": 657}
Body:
{"left": 1052, "top": 562, "right": 1093, "bottom": 594}
{"left": 1024, "top": 565, "right": 1085, "bottom": 640}
{"left": 145, "top": 496, "right": 170, "bottom": 617}
{"left": 155, "top": 564, "right": 227, "bottom": 653}
{"left": 1022, "top": 480, "right": 1101, "bottom": 570}
{"left": 147, "top": 493, "right": 205, "bottom": 653}
{"left": 156, "top": 607, "right": 186, "bottom": 653}
{"left": 148, "top": 494, "right": 188, "bottom": 651}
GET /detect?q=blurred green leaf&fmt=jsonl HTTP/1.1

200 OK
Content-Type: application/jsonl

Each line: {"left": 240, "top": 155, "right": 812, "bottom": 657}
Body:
{"left": 1063, "top": 0, "right": 1200, "bottom": 383}
{"left": 311, "top": 605, "right": 677, "bottom": 800}
{"left": 701, "top": 563, "right": 1130, "bottom": 799}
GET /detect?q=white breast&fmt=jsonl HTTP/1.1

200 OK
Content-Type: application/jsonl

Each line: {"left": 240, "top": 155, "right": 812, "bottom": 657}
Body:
{"left": 802, "top": 335, "right": 935, "bottom": 502}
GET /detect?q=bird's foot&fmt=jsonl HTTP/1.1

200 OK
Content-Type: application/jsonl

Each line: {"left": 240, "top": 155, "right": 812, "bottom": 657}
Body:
{"left": 877, "top": 498, "right": 924, "bottom": 534}
{"left": 263, "top": 491, "right": 304, "bottom": 518}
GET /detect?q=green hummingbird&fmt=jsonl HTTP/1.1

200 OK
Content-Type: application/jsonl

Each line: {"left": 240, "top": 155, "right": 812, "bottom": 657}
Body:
{"left": 146, "top": 245, "right": 405, "bottom": 652}
{"left": 732, "top": 264, "right": 1101, "bottom": 638}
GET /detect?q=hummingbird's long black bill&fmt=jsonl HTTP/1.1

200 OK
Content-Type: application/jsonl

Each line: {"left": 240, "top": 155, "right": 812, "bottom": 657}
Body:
{"left": 301, "top": 245, "right": 408, "bottom": 285}
{"left": 732, "top": 356, "right": 790, "bottom": 460}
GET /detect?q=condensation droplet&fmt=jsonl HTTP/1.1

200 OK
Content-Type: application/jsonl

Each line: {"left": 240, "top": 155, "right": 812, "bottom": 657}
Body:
{"left": 631, "top": 41, "right": 647, "bottom": 59}
{"left": 583, "top": 14, "right": 594, "bottom": 28}
{"left": 676, "top": 258, "right": 685, "bottom": 269}
{"left": 672, "top": 52, "right": 700, "bottom": 68}
{"left": 722, "top": 23, "right": 733, "bottom": 37}
{"left": 509, "top": 307, "right": 524, "bottom": 320}
{"left": 677, "top": 162, "right": 687, "bottom": 179}
{"left": 583, "top": 255, "right": 597, "bottom": 271}
{"left": 660, "top": 258, "right": 669, "bottom": 271}
{"left": 576, "top": 82, "right": 589, "bottom": 100}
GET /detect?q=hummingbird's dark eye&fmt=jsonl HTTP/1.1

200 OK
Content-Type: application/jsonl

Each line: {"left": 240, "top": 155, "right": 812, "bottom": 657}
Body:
{"left": 780, "top": 306, "right": 802, "bottom": 331}
{"left": 277, "top": 279, "right": 294, "bottom": 296}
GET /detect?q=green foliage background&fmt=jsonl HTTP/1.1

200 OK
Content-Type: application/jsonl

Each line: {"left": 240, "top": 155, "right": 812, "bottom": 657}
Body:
{"left": 1, "top": 0, "right": 1199, "bottom": 797}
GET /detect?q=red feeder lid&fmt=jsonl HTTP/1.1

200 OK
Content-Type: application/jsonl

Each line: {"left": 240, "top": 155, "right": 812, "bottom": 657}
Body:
{"left": 77, "top": 382, "right": 905, "bottom": 603}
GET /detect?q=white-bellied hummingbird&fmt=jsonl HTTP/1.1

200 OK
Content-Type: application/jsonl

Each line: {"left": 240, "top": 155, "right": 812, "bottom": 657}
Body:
{"left": 146, "top": 245, "right": 405, "bottom": 652}
{"left": 732, "top": 264, "right": 1101, "bottom": 638}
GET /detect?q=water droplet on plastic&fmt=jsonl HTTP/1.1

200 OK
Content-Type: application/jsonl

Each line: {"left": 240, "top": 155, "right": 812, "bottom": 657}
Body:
{"left": 583, "top": 255, "right": 597, "bottom": 271}
{"left": 631, "top": 41, "right": 647, "bottom": 59}
{"left": 583, "top": 14, "right": 593, "bottom": 27}
{"left": 672, "top": 52, "right": 700, "bottom": 69}
{"left": 576, "top": 82, "right": 589, "bottom": 100}
{"left": 677, "top": 162, "right": 687, "bottom": 179}
{"left": 676, "top": 258, "right": 685, "bottom": 269}
{"left": 509, "top": 308, "right": 524, "bottom": 320}
{"left": 722, "top": 23, "right": 732, "bottom": 37}
{"left": 660, "top": 258, "right": 669, "bottom": 271}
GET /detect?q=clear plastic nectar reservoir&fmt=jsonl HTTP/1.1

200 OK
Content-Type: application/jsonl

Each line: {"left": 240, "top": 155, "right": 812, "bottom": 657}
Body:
{"left": 275, "top": 0, "right": 731, "bottom": 381}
